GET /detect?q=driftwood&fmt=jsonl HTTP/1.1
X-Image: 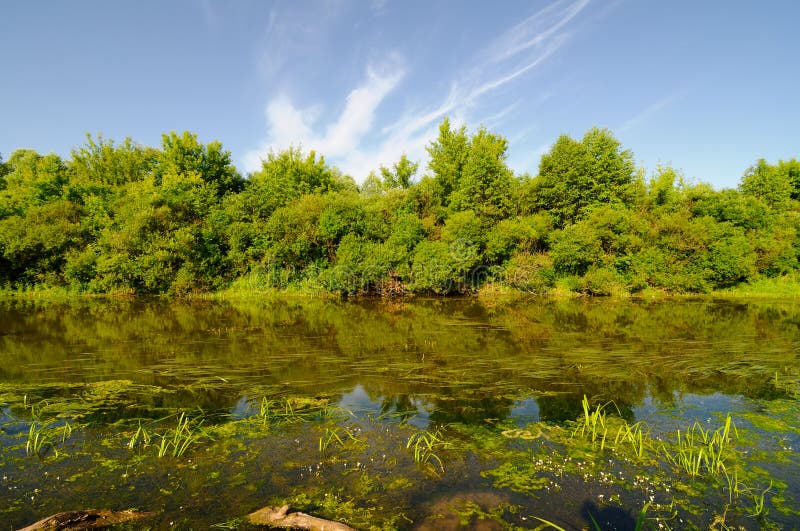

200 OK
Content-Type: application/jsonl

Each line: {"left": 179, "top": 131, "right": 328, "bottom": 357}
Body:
{"left": 248, "top": 504, "right": 356, "bottom": 531}
{"left": 19, "top": 509, "right": 155, "bottom": 530}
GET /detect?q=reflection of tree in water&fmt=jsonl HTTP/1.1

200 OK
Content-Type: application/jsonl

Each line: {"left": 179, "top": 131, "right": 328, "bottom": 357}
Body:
{"left": 379, "top": 393, "right": 418, "bottom": 424}
{"left": 537, "top": 393, "right": 637, "bottom": 424}
{"left": 427, "top": 394, "right": 515, "bottom": 425}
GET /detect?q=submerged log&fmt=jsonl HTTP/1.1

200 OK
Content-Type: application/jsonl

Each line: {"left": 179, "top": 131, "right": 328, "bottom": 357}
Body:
{"left": 19, "top": 509, "right": 155, "bottom": 530}
{"left": 248, "top": 504, "right": 356, "bottom": 531}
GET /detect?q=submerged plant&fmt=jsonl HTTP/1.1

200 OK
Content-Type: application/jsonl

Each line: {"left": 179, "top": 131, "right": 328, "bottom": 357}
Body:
{"left": 156, "top": 412, "right": 208, "bottom": 458}
{"left": 661, "top": 415, "right": 737, "bottom": 478}
{"left": 256, "top": 395, "right": 339, "bottom": 427}
{"left": 406, "top": 428, "right": 450, "bottom": 476}
{"left": 125, "top": 412, "right": 209, "bottom": 458}
{"left": 572, "top": 395, "right": 609, "bottom": 449}
{"left": 614, "top": 420, "right": 647, "bottom": 459}
{"left": 26, "top": 420, "right": 51, "bottom": 457}
{"left": 127, "top": 419, "right": 153, "bottom": 449}
{"left": 319, "top": 426, "right": 360, "bottom": 453}
{"left": 26, "top": 419, "right": 73, "bottom": 458}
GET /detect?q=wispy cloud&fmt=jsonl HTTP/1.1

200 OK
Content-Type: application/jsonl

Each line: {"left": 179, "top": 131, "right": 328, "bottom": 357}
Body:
{"left": 245, "top": 0, "right": 593, "bottom": 180}
{"left": 618, "top": 89, "right": 689, "bottom": 133}
{"left": 243, "top": 63, "right": 405, "bottom": 175}
{"left": 482, "top": 0, "right": 591, "bottom": 64}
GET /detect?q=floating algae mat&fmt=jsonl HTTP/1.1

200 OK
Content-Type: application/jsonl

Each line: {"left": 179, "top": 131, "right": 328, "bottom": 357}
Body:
{"left": 1, "top": 297, "right": 799, "bottom": 529}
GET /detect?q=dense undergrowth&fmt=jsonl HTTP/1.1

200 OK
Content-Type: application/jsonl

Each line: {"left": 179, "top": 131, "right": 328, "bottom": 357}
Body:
{"left": 1, "top": 120, "right": 799, "bottom": 297}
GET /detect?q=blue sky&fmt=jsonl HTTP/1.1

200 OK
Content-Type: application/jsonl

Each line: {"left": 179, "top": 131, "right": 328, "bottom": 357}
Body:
{"left": 1, "top": 0, "right": 798, "bottom": 190}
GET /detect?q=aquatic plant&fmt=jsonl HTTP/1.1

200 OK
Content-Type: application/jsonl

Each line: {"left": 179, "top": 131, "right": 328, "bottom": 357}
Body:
{"left": 156, "top": 412, "right": 208, "bottom": 458}
{"left": 614, "top": 420, "right": 647, "bottom": 460}
{"left": 26, "top": 419, "right": 72, "bottom": 458}
{"left": 26, "top": 420, "right": 51, "bottom": 457}
{"left": 127, "top": 419, "right": 153, "bottom": 449}
{"left": 125, "top": 413, "right": 209, "bottom": 458}
{"left": 661, "top": 415, "right": 736, "bottom": 478}
{"left": 319, "top": 426, "right": 360, "bottom": 453}
{"left": 535, "top": 502, "right": 660, "bottom": 531}
{"left": 406, "top": 428, "right": 449, "bottom": 475}
{"left": 748, "top": 481, "right": 773, "bottom": 517}
{"left": 572, "top": 395, "right": 609, "bottom": 449}
{"left": 256, "top": 396, "right": 338, "bottom": 427}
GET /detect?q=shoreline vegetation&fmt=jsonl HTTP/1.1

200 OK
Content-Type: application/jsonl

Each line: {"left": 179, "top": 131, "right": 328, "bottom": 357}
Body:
{"left": 1, "top": 119, "right": 799, "bottom": 299}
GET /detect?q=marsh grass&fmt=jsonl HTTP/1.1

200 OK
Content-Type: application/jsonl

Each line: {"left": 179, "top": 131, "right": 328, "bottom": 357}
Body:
{"left": 125, "top": 412, "right": 209, "bottom": 458}
{"left": 535, "top": 502, "right": 662, "bottom": 531}
{"left": 614, "top": 421, "right": 647, "bottom": 459}
{"left": 318, "top": 426, "right": 360, "bottom": 453}
{"left": 406, "top": 428, "right": 450, "bottom": 476}
{"left": 26, "top": 418, "right": 73, "bottom": 458}
{"left": 156, "top": 412, "right": 208, "bottom": 458}
{"left": 661, "top": 415, "right": 736, "bottom": 478}
{"left": 573, "top": 395, "right": 610, "bottom": 449}
{"left": 127, "top": 419, "right": 153, "bottom": 449}
{"left": 256, "top": 396, "right": 339, "bottom": 427}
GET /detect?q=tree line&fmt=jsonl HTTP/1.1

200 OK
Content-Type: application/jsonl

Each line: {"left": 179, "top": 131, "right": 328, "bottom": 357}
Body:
{"left": 1, "top": 120, "right": 798, "bottom": 296}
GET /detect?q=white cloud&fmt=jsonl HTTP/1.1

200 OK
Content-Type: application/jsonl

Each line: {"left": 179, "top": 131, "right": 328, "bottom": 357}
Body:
{"left": 244, "top": 1, "right": 593, "bottom": 181}
{"left": 243, "top": 64, "right": 405, "bottom": 175}
{"left": 484, "top": 0, "right": 591, "bottom": 64}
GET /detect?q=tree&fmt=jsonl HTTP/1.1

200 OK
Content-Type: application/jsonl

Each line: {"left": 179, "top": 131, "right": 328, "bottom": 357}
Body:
{"left": 426, "top": 117, "right": 469, "bottom": 206}
{"left": 155, "top": 131, "right": 244, "bottom": 198}
{"left": 739, "top": 158, "right": 797, "bottom": 210}
{"left": 70, "top": 135, "right": 156, "bottom": 187}
{"left": 380, "top": 154, "right": 418, "bottom": 189}
{"left": 531, "top": 128, "right": 636, "bottom": 226}
{"left": 449, "top": 127, "right": 513, "bottom": 220}
{"left": 0, "top": 152, "right": 9, "bottom": 190}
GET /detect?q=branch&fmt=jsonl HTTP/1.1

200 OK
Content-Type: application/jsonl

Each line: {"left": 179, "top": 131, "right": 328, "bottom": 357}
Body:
{"left": 20, "top": 509, "right": 155, "bottom": 530}
{"left": 248, "top": 504, "right": 356, "bottom": 531}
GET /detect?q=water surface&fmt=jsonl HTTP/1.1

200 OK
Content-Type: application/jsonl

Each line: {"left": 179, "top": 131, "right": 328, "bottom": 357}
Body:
{"left": 1, "top": 297, "right": 798, "bottom": 529}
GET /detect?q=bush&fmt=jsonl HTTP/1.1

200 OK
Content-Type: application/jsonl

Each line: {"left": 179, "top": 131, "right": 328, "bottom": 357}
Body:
{"left": 501, "top": 252, "right": 555, "bottom": 293}
{"left": 549, "top": 223, "right": 604, "bottom": 276}
{"left": 410, "top": 240, "right": 480, "bottom": 294}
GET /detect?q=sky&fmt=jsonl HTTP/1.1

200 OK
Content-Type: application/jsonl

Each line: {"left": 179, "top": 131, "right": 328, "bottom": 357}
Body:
{"left": 1, "top": 0, "right": 798, "bottom": 190}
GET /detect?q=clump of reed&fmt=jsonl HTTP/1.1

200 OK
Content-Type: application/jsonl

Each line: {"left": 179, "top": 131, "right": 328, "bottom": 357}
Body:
{"left": 26, "top": 420, "right": 72, "bottom": 458}
{"left": 126, "top": 412, "right": 209, "bottom": 458}
{"left": 660, "top": 415, "right": 736, "bottom": 479}
{"left": 406, "top": 427, "right": 451, "bottom": 476}
{"left": 256, "top": 396, "right": 340, "bottom": 427}
{"left": 318, "top": 426, "right": 360, "bottom": 454}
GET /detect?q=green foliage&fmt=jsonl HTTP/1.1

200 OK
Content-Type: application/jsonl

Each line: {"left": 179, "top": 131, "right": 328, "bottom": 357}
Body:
{"left": 501, "top": 252, "right": 555, "bottom": 293}
{"left": 739, "top": 158, "right": 794, "bottom": 209}
{"left": 531, "top": 128, "right": 637, "bottom": 227}
{"left": 448, "top": 127, "right": 513, "bottom": 219}
{"left": 410, "top": 240, "right": 480, "bottom": 294}
{"left": 426, "top": 117, "right": 469, "bottom": 204}
{"left": 155, "top": 131, "right": 244, "bottom": 197}
{"left": 380, "top": 153, "right": 418, "bottom": 189}
{"left": 484, "top": 216, "right": 543, "bottom": 264}
{"left": 549, "top": 222, "right": 604, "bottom": 276}
{"left": 324, "top": 234, "right": 391, "bottom": 294}
{"left": 0, "top": 122, "right": 797, "bottom": 297}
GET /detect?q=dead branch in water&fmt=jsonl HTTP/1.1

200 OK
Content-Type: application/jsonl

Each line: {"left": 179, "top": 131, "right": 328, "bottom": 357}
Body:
{"left": 19, "top": 509, "right": 155, "bottom": 530}
{"left": 248, "top": 504, "right": 356, "bottom": 531}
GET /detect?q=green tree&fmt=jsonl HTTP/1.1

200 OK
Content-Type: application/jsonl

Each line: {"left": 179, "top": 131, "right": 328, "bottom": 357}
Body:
{"left": 426, "top": 117, "right": 469, "bottom": 206}
{"left": 70, "top": 135, "right": 156, "bottom": 187}
{"left": 531, "top": 128, "right": 636, "bottom": 226}
{"left": 380, "top": 154, "right": 418, "bottom": 189}
{"left": 154, "top": 131, "right": 244, "bottom": 198}
{"left": 449, "top": 127, "right": 513, "bottom": 219}
{"left": 739, "top": 158, "right": 793, "bottom": 210}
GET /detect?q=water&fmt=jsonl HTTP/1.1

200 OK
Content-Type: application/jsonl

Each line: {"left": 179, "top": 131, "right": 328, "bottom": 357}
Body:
{"left": 0, "top": 297, "right": 798, "bottom": 529}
